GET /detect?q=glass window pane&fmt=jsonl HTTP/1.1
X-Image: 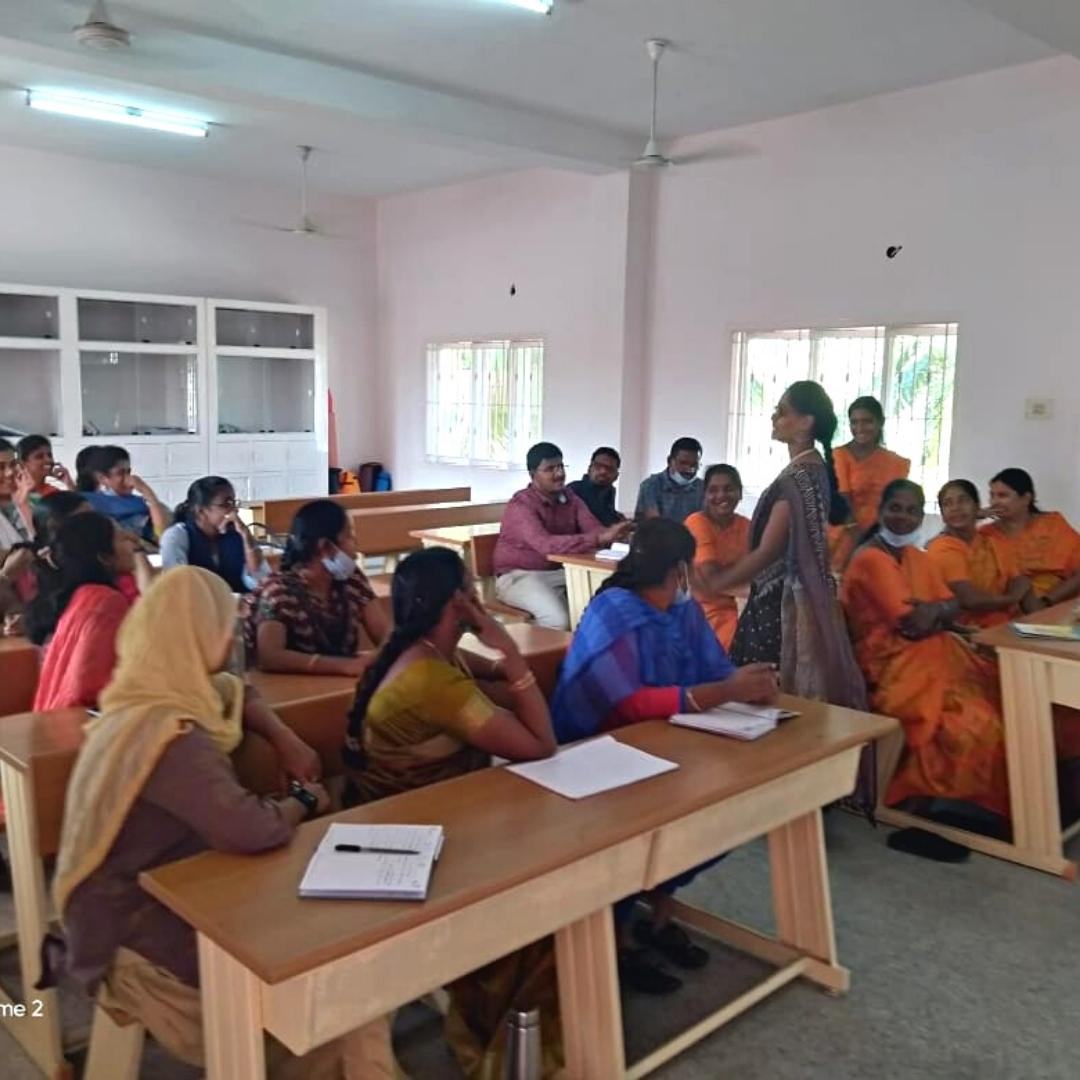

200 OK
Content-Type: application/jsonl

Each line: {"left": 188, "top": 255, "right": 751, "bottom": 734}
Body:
{"left": 81, "top": 351, "right": 197, "bottom": 436}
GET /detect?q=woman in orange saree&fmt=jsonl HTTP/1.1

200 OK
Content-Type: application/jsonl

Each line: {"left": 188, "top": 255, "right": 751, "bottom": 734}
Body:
{"left": 983, "top": 467, "right": 1080, "bottom": 606}
{"left": 926, "top": 479, "right": 1033, "bottom": 631}
{"left": 829, "top": 396, "right": 910, "bottom": 572}
{"left": 841, "top": 480, "right": 1008, "bottom": 824}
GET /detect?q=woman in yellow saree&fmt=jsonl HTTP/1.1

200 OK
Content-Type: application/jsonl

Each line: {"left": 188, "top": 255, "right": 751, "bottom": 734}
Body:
{"left": 343, "top": 546, "right": 559, "bottom": 1079}
{"left": 841, "top": 481, "right": 1009, "bottom": 833}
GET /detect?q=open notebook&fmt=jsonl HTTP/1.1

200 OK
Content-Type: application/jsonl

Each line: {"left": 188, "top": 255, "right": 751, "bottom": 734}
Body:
{"left": 1011, "top": 622, "right": 1080, "bottom": 642}
{"left": 671, "top": 702, "right": 799, "bottom": 741}
{"left": 594, "top": 542, "right": 631, "bottom": 562}
{"left": 299, "top": 823, "right": 444, "bottom": 901}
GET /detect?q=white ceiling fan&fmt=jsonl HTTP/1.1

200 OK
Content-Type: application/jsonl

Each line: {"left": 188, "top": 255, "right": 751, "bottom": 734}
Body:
{"left": 632, "top": 38, "right": 757, "bottom": 170}
{"left": 274, "top": 145, "right": 323, "bottom": 237}
{"left": 72, "top": 0, "right": 131, "bottom": 50}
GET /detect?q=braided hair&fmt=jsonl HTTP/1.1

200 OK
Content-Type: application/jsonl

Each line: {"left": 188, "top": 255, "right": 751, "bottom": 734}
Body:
{"left": 785, "top": 380, "right": 850, "bottom": 526}
{"left": 599, "top": 517, "right": 696, "bottom": 596}
{"left": 343, "top": 547, "right": 467, "bottom": 771}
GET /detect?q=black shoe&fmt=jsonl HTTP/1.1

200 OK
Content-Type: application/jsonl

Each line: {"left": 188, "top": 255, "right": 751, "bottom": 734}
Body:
{"left": 632, "top": 921, "right": 709, "bottom": 970}
{"left": 617, "top": 947, "right": 682, "bottom": 995}
{"left": 886, "top": 827, "right": 970, "bottom": 863}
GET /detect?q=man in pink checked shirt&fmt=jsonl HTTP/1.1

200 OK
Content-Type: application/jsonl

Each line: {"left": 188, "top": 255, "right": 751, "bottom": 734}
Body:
{"left": 494, "top": 441, "right": 633, "bottom": 628}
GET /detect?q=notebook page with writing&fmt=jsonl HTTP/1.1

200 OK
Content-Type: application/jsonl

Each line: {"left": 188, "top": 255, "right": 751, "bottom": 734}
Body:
{"left": 506, "top": 735, "right": 677, "bottom": 799}
{"left": 299, "top": 823, "right": 443, "bottom": 900}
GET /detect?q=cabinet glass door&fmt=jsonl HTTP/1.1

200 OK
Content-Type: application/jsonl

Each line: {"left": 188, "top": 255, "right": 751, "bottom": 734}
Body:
{"left": 79, "top": 299, "right": 197, "bottom": 346}
{"left": 0, "top": 293, "right": 59, "bottom": 339}
{"left": 80, "top": 351, "right": 198, "bottom": 437}
{"left": 217, "top": 355, "right": 314, "bottom": 434}
{"left": 0, "top": 349, "right": 61, "bottom": 436}
{"left": 215, "top": 308, "right": 314, "bottom": 349}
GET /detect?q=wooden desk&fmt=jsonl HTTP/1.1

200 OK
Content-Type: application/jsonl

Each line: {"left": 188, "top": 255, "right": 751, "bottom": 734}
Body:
{"left": 410, "top": 522, "right": 501, "bottom": 555}
{"left": 457, "top": 623, "right": 569, "bottom": 698}
{"left": 548, "top": 553, "right": 618, "bottom": 629}
{"left": 249, "top": 488, "right": 472, "bottom": 536}
{"left": 885, "top": 600, "right": 1080, "bottom": 878}
{"left": 142, "top": 701, "right": 894, "bottom": 1079}
{"left": 350, "top": 502, "right": 506, "bottom": 563}
{"left": 0, "top": 637, "right": 39, "bottom": 718}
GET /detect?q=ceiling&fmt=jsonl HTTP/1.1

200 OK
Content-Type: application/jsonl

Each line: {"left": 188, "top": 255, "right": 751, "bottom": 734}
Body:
{"left": 0, "top": 0, "right": 1063, "bottom": 197}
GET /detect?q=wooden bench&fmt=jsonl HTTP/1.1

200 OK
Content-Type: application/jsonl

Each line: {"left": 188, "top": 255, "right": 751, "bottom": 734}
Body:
{"left": 349, "top": 502, "right": 507, "bottom": 563}
{"left": 249, "top": 488, "right": 472, "bottom": 536}
{"left": 0, "top": 638, "right": 39, "bottom": 718}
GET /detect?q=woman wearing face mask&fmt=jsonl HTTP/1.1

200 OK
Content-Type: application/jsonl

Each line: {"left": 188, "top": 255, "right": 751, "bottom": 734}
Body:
{"left": 245, "top": 499, "right": 388, "bottom": 676}
{"left": 927, "top": 479, "right": 1034, "bottom": 628}
{"left": 841, "top": 480, "right": 1008, "bottom": 846}
{"left": 981, "top": 467, "right": 1080, "bottom": 608}
{"left": 684, "top": 464, "right": 751, "bottom": 649}
{"left": 551, "top": 518, "right": 776, "bottom": 993}
{"left": 159, "top": 476, "right": 268, "bottom": 593}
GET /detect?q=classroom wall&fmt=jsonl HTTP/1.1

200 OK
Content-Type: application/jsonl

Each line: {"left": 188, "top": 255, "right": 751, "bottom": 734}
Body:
{"left": 646, "top": 55, "right": 1080, "bottom": 519}
{"left": 0, "top": 142, "right": 379, "bottom": 468}
{"left": 376, "top": 167, "right": 636, "bottom": 503}
{"left": 375, "top": 55, "right": 1080, "bottom": 521}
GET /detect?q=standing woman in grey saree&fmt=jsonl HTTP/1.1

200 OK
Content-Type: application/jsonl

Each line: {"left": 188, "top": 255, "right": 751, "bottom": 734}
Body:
{"left": 711, "top": 381, "right": 867, "bottom": 712}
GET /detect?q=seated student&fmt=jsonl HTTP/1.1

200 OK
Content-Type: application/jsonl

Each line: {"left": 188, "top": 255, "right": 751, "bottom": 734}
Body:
{"left": 982, "top": 467, "right": 1080, "bottom": 607}
{"left": 84, "top": 445, "right": 170, "bottom": 546}
{"left": 246, "top": 499, "right": 389, "bottom": 675}
{"left": 344, "top": 546, "right": 557, "bottom": 1076}
{"left": 568, "top": 446, "right": 626, "bottom": 526}
{"left": 841, "top": 480, "right": 1009, "bottom": 850}
{"left": 17, "top": 435, "right": 74, "bottom": 531}
{"left": 29, "top": 513, "right": 138, "bottom": 711}
{"left": 684, "top": 464, "right": 751, "bottom": 649}
{"left": 494, "top": 441, "right": 630, "bottom": 629}
{"left": 552, "top": 518, "right": 776, "bottom": 992}
{"left": 927, "top": 479, "right": 1033, "bottom": 629}
{"left": 0, "top": 438, "right": 35, "bottom": 545}
{"left": 160, "top": 476, "right": 268, "bottom": 593}
{"left": 635, "top": 437, "right": 705, "bottom": 524}
{"left": 44, "top": 567, "right": 391, "bottom": 1078}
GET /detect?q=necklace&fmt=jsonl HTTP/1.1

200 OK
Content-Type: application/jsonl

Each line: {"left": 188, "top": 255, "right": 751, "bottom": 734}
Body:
{"left": 419, "top": 637, "right": 445, "bottom": 661}
{"left": 789, "top": 446, "right": 818, "bottom": 465}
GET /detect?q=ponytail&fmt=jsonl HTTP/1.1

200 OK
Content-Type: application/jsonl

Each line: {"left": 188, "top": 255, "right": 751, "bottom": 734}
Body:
{"left": 786, "top": 380, "right": 849, "bottom": 526}
{"left": 342, "top": 547, "right": 466, "bottom": 773}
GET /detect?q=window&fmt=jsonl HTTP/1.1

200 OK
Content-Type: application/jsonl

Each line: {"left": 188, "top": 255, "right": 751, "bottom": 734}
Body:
{"left": 426, "top": 339, "right": 543, "bottom": 468}
{"left": 728, "top": 323, "right": 957, "bottom": 499}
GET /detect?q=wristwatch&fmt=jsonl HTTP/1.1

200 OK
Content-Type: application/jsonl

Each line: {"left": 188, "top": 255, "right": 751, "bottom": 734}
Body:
{"left": 287, "top": 780, "right": 318, "bottom": 816}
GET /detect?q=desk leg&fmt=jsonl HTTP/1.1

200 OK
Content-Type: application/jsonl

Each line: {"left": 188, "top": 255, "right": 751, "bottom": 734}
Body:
{"left": 555, "top": 907, "right": 625, "bottom": 1079}
{"left": 999, "top": 650, "right": 1069, "bottom": 871}
{"left": 768, "top": 809, "right": 846, "bottom": 989}
{"left": 563, "top": 568, "right": 592, "bottom": 632}
{"left": 197, "top": 934, "right": 266, "bottom": 1080}
{"left": 0, "top": 762, "right": 69, "bottom": 1079}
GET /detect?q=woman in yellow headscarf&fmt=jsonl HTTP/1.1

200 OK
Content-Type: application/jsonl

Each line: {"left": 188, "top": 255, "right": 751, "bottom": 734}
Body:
{"left": 49, "top": 567, "right": 397, "bottom": 1078}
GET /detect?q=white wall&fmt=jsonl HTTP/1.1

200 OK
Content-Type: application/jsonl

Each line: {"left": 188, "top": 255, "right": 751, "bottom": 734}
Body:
{"left": 376, "top": 168, "right": 634, "bottom": 502}
{"left": 0, "top": 142, "right": 379, "bottom": 469}
{"left": 375, "top": 56, "right": 1080, "bottom": 522}
{"left": 647, "top": 56, "right": 1080, "bottom": 518}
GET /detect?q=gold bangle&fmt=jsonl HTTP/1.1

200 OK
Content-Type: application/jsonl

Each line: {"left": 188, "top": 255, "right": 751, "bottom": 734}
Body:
{"left": 685, "top": 689, "right": 701, "bottom": 713}
{"left": 307, "top": 653, "right": 320, "bottom": 671}
{"left": 508, "top": 671, "right": 537, "bottom": 693}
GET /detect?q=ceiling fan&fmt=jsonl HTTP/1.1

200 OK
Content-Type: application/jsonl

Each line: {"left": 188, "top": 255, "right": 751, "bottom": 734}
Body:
{"left": 274, "top": 145, "right": 323, "bottom": 237}
{"left": 632, "top": 38, "right": 756, "bottom": 170}
{"left": 72, "top": 0, "right": 131, "bottom": 50}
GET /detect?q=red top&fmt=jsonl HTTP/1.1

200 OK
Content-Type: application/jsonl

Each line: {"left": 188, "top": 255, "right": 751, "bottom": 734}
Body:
{"left": 493, "top": 485, "right": 604, "bottom": 574}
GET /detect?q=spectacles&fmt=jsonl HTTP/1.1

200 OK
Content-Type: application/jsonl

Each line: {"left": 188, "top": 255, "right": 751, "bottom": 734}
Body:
{"left": 211, "top": 499, "right": 239, "bottom": 510}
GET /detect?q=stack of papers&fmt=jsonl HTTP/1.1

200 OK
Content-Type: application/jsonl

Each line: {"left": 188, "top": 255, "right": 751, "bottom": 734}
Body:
{"left": 595, "top": 542, "right": 631, "bottom": 562}
{"left": 1011, "top": 622, "right": 1080, "bottom": 641}
{"left": 506, "top": 735, "right": 677, "bottom": 798}
{"left": 299, "top": 823, "right": 444, "bottom": 901}
{"left": 671, "top": 701, "right": 799, "bottom": 741}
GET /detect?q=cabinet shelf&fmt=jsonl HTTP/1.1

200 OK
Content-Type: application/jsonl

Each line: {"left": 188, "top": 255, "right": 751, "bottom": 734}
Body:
{"left": 0, "top": 336, "right": 61, "bottom": 351}
{"left": 215, "top": 345, "right": 316, "bottom": 360}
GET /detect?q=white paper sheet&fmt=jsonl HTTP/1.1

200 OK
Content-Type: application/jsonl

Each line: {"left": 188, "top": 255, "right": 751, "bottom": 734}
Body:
{"left": 506, "top": 735, "right": 677, "bottom": 799}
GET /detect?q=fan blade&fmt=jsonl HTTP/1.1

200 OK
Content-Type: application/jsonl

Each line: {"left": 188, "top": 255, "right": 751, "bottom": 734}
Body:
{"left": 669, "top": 141, "right": 760, "bottom": 166}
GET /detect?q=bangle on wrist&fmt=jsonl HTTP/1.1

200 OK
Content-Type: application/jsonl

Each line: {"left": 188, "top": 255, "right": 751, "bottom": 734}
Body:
{"left": 287, "top": 781, "right": 318, "bottom": 817}
{"left": 307, "top": 653, "right": 321, "bottom": 671}
{"left": 686, "top": 689, "right": 702, "bottom": 713}
{"left": 508, "top": 671, "right": 537, "bottom": 693}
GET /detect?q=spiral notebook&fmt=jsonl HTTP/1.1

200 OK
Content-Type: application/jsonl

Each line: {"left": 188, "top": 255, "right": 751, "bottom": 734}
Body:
{"left": 299, "top": 823, "right": 445, "bottom": 901}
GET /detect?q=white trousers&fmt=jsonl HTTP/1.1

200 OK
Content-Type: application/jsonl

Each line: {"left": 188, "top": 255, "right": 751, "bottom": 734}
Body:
{"left": 495, "top": 568, "right": 570, "bottom": 630}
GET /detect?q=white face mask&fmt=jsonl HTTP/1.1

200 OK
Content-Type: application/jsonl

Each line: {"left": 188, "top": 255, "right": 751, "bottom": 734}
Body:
{"left": 673, "top": 564, "right": 692, "bottom": 604}
{"left": 669, "top": 468, "right": 695, "bottom": 488}
{"left": 879, "top": 525, "right": 922, "bottom": 549}
{"left": 321, "top": 546, "right": 356, "bottom": 581}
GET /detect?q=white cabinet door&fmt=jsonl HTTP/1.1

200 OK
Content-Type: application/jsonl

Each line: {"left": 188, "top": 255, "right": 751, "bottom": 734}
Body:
{"left": 128, "top": 444, "right": 167, "bottom": 476}
{"left": 165, "top": 441, "right": 207, "bottom": 479}
{"left": 286, "top": 471, "right": 325, "bottom": 497}
{"left": 213, "top": 440, "right": 251, "bottom": 475}
{"left": 286, "top": 441, "right": 322, "bottom": 473}
{"left": 249, "top": 473, "right": 288, "bottom": 500}
{"left": 251, "top": 441, "right": 288, "bottom": 473}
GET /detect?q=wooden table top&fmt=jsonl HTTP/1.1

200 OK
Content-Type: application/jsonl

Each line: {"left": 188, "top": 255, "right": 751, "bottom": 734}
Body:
{"left": 0, "top": 637, "right": 36, "bottom": 656}
{"left": 457, "top": 623, "right": 570, "bottom": 665}
{"left": 246, "top": 671, "right": 357, "bottom": 708}
{"left": 408, "top": 523, "right": 502, "bottom": 545}
{"left": 0, "top": 707, "right": 86, "bottom": 774}
{"left": 548, "top": 552, "right": 620, "bottom": 572}
{"left": 975, "top": 598, "right": 1080, "bottom": 661}
{"left": 140, "top": 698, "right": 894, "bottom": 985}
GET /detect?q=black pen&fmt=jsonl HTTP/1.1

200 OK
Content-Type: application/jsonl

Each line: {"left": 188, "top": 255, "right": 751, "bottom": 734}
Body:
{"left": 334, "top": 843, "right": 421, "bottom": 855}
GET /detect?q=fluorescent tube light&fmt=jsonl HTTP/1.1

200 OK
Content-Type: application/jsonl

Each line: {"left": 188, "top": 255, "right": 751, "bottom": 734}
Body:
{"left": 500, "top": 0, "right": 553, "bottom": 13}
{"left": 26, "top": 91, "right": 209, "bottom": 138}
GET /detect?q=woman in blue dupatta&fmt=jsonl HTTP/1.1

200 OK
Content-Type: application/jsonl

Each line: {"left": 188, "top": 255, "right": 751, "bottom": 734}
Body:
{"left": 552, "top": 518, "right": 776, "bottom": 995}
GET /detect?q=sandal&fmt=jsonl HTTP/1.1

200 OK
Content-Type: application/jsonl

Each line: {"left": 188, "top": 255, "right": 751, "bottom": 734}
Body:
{"left": 632, "top": 921, "right": 709, "bottom": 970}
{"left": 617, "top": 947, "right": 682, "bottom": 995}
